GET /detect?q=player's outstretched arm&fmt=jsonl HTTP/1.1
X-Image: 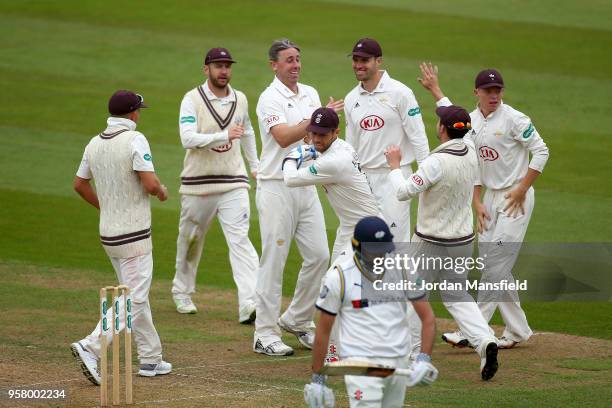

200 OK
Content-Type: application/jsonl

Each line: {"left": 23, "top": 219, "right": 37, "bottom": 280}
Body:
{"left": 73, "top": 176, "right": 100, "bottom": 209}
{"left": 418, "top": 62, "right": 445, "bottom": 101}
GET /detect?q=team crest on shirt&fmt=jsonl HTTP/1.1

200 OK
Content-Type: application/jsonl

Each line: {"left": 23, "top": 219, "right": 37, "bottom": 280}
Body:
{"left": 479, "top": 146, "right": 499, "bottom": 161}
{"left": 359, "top": 115, "right": 385, "bottom": 131}
{"left": 378, "top": 96, "right": 388, "bottom": 103}
{"left": 211, "top": 141, "right": 233, "bottom": 153}
{"left": 494, "top": 130, "right": 503, "bottom": 137}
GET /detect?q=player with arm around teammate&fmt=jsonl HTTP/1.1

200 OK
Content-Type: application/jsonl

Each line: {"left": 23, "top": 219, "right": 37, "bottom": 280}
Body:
{"left": 282, "top": 107, "right": 381, "bottom": 263}
{"left": 305, "top": 217, "right": 438, "bottom": 408}
{"left": 385, "top": 104, "right": 499, "bottom": 381}
{"left": 418, "top": 63, "right": 549, "bottom": 350}
{"left": 70, "top": 90, "right": 171, "bottom": 385}
{"left": 253, "top": 39, "right": 344, "bottom": 356}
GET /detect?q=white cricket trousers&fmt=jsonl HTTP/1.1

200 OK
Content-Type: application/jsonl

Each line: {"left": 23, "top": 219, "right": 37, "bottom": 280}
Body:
{"left": 172, "top": 189, "right": 258, "bottom": 315}
{"left": 254, "top": 180, "right": 329, "bottom": 344}
{"left": 81, "top": 253, "right": 163, "bottom": 364}
{"left": 477, "top": 186, "right": 535, "bottom": 342}
{"left": 344, "top": 356, "right": 409, "bottom": 408}
{"left": 407, "top": 236, "right": 495, "bottom": 355}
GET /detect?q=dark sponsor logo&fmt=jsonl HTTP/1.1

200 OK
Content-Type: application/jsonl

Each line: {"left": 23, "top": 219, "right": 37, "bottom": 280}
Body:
{"left": 211, "top": 141, "right": 233, "bottom": 153}
{"left": 359, "top": 115, "right": 384, "bottom": 131}
{"left": 479, "top": 146, "right": 499, "bottom": 161}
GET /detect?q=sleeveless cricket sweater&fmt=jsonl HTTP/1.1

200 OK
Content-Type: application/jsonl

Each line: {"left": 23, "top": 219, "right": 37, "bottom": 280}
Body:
{"left": 179, "top": 86, "right": 250, "bottom": 196}
{"left": 415, "top": 141, "right": 478, "bottom": 246}
{"left": 87, "top": 128, "right": 152, "bottom": 258}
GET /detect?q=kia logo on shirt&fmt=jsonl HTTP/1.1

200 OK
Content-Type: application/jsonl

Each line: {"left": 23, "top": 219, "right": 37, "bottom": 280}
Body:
{"left": 359, "top": 115, "right": 385, "bottom": 131}
{"left": 479, "top": 146, "right": 499, "bottom": 161}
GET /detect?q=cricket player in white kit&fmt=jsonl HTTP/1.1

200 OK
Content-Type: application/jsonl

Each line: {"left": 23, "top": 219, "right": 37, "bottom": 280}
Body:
{"left": 305, "top": 217, "right": 438, "bottom": 408}
{"left": 254, "top": 39, "right": 344, "bottom": 356}
{"left": 282, "top": 107, "right": 381, "bottom": 263}
{"left": 418, "top": 63, "right": 549, "bottom": 349}
{"left": 171, "top": 48, "right": 260, "bottom": 324}
{"left": 385, "top": 104, "right": 499, "bottom": 381}
{"left": 71, "top": 90, "right": 171, "bottom": 385}
{"left": 344, "top": 38, "right": 430, "bottom": 243}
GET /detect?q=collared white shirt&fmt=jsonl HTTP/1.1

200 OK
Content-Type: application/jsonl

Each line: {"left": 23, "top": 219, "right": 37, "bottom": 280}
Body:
{"left": 344, "top": 71, "right": 430, "bottom": 170}
{"left": 316, "top": 253, "right": 423, "bottom": 359}
{"left": 282, "top": 138, "right": 380, "bottom": 228}
{"left": 437, "top": 97, "right": 549, "bottom": 190}
{"left": 77, "top": 117, "right": 154, "bottom": 179}
{"left": 256, "top": 76, "right": 321, "bottom": 180}
{"left": 178, "top": 80, "right": 259, "bottom": 171}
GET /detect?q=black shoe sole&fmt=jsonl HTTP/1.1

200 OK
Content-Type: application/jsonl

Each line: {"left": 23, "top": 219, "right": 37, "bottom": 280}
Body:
{"left": 240, "top": 310, "right": 256, "bottom": 325}
{"left": 481, "top": 343, "right": 499, "bottom": 381}
{"left": 441, "top": 334, "right": 470, "bottom": 349}
{"left": 70, "top": 344, "right": 100, "bottom": 386}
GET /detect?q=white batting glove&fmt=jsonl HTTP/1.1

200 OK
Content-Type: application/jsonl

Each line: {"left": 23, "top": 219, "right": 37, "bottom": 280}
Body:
{"left": 405, "top": 357, "right": 438, "bottom": 387}
{"left": 304, "top": 374, "right": 335, "bottom": 408}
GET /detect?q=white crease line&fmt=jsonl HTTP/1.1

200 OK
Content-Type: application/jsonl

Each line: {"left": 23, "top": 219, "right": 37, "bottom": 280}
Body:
{"left": 137, "top": 387, "right": 279, "bottom": 405}
{"left": 175, "top": 372, "right": 303, "bottom": 392}
{"left": 175, "top": 355, "right": 310, "bottom": 371}
{"left": 4, "top": 355, "right": 310, "bottom": 388}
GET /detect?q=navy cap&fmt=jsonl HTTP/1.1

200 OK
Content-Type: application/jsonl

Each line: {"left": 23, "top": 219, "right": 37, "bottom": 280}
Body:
{"left": 353, "top": 216, "right": 395, "bottom": 254}
{"left": 475, "top": 69, "right": 504, "bottom": 89}
{"left": 108, "top": 90, "right": 148, "bottom": 115}
{"left": 307, "top": 107, "right": 339, "bottom": 134}
{"left": 205, "top": 47, "right": 236, "bottom": 65}
{"left": 350, "top": 38, "right": 382, "bottom": 58}
{"left": 435, "top": 105, "right": 472, "bottom": 133}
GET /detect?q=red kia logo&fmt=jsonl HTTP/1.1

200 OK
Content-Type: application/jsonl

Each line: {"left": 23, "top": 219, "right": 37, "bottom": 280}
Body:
{"left": 359, "top": 115, "right": 384, "bottom": 131}
{"left": 412, "top": 175, "right": 423, "bottom": 186}
{"left": 479, "top": 146, "right": 499, "bottom": 161}
{"left": 211, "top": 141, "right": 233, "bottom": 153}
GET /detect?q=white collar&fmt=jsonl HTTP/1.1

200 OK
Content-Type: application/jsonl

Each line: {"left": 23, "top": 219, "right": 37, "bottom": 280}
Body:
{"left": 476, "top": 101, "right": 504, "bottom": 120}
{"left": 203, "top": 80, "right": 235, "bottom": 101}
{"left": 431, "top": 138, "right": 465, "bottom": 154}
{"left": 272, "top": 76, "right": 303, "bottom": 98}
{"left": 106, "top": 117, "right": 137, "bottom": 131}
{"left": 359, "top": 70, "right": 390, "bottom": 94}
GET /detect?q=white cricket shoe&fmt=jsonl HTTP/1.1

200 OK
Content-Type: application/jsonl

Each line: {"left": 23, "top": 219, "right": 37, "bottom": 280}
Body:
{"left": 253, "top": 338, "right": 294, "bottom": 356}
{"left": 497, "top": 336, "right": 519, "bottom": 349}
{"left": 324, "top": 343, "right": 339, "bottom": 363}
{"left": 277, "top": 317, "right": 314, "bottom": 349}
{"left": 138, "top": 360, "right": 172, "bottom": 377}
{"left": 441, "top": 330, "right": 472, "bottom": 348}
{"left": 174, "top": 297, "right": 197, "bottom": 314}
{"left": 239, "top": 304, "right": 256, "bottom": 324}
{"left": 70, "top": 342, "right": 100, "bottom": 385}
{"left": 479, "top": 341, "right": 499, "bottom": 381}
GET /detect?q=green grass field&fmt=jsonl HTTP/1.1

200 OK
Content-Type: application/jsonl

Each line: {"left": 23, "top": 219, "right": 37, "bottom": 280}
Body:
{"left": 1, "top": 1, "right": 611, "bottom": 406}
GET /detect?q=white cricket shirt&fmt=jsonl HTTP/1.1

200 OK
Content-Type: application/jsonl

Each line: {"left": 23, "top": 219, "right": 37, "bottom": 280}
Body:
{"left": 316, "top": 254, "right": 423, "bottom": 359}
{"left": 282, "top": 138, "right": 381, "bottom": 230}
{"left": 344, "top": 71, "right": 430, "bottom": 170}
{"left": 256, "top": 76, "right": 321, "bottom": 180}
{"left": 437, "top": 97, "right": 549, "bottom": 190}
